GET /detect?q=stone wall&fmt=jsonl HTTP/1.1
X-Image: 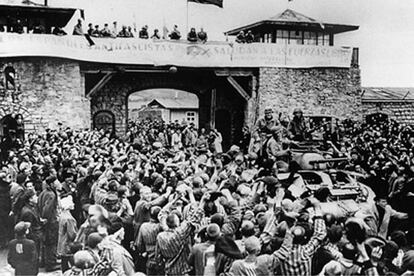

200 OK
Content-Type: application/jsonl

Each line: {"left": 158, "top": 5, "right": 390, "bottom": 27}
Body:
{"left": 256, "top": 67, "right": 361, "bottom": 120}
{"left": 361, "top": 102, "right": 414, "bottom": 124}
{"left": 0, "top": 57, "right": 90, "bottom": 133}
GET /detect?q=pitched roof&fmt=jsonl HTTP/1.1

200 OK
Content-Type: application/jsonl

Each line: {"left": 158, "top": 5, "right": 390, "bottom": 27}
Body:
{"left": 147, "top": 98, "right": 198, "bottom": 109}
{"left": 225, "top": 9, "right": 358, "bottom": 35}
{"left": 362, "top": 87, "right": 414, "bottom": 102}
{"left": 268, "top": 9, "right": 320, "bottom": 23}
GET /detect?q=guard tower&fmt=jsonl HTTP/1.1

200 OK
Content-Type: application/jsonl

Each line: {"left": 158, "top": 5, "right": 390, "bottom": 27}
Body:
{"left": 225, "top": 9, "right": 358, "bottom": 46}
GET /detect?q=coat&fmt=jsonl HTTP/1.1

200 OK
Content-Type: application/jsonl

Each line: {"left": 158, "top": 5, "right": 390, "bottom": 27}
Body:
{"left": 57, "top": 210, "right": 78, "bottom": 256}
{"left": 20, "top": 203, "right": 43, "bottom": 242}
{"left": 38, "top": 186, "right": 58, "bottom": 223}
{"left": 8, "top": 237, "right": 38, "bottom": 276}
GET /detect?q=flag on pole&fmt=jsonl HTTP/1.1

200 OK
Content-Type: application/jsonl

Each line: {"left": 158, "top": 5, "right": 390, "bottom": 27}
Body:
{"left": 188, "top": 0, "right": 223, "bottom": 8}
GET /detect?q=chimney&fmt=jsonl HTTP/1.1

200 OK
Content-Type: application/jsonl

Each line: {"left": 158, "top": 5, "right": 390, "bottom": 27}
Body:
{"left": 175, "top": 90, "right": 178, "bottom": 99}
{"left": 44, "top": 0, "right": 48, "bottom": 6}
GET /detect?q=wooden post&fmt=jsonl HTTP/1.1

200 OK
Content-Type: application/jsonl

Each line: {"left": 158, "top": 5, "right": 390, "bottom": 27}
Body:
{"left": 210, "top": 88, "right": 216, "bottom": 129}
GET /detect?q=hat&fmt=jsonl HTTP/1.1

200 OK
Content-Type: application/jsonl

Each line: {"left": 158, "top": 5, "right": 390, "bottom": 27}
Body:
{"left": 88, "top": 204, "right": 109, "bottom": 219}
{"left": 383, "top": 241, "right": 399, "bottom": 260}
{"left": 253, "top": 204, "right": 267, "bottom": 215}
{"left": 293, "top": 108, "right": 303, "bottom": 114}
{"left": 46, "top": 176, "right": 57, "bottom": 186}
{"left": 14, "top": 221, "right": 30, "bottom": 236}
{"left": 262, "top": 176, "right": 279, "bottom": 187}
{"left": 206, "top": 223, "right": 221, "bottom": 239}
{"left": 87, "top": 232, "right": 103, "bottom": 249}
{"left": 241, "top": 221, "right": 255, "bottom": 237}
{"left": 152, "top": 142, "right": 163, "bottom": 149}
{"left": 215, "top": 235, "right": 243, "bottom": 259}
{"left": 365, "top": 236, "right": 386, "bottom": 249}
{"left": 228, "top": 145, "right": 240, "bottom": 153}
{"left": 16, "top": 173, "right": 27, "bottom": 185}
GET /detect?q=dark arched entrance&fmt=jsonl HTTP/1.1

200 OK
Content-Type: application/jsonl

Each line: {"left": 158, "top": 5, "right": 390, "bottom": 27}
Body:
{"left": 87, "top": 67, "right": 255, "bottom": 145}
{"left": 93, "top": 110, "right": 115, "bottom": 135}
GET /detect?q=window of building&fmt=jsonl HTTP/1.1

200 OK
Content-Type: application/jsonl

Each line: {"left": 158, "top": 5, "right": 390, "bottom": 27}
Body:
{"left": 290, "top": 30, "right": 303, "bottom": 45}
{"left": 316, "top": 33, "right": 330, "bottom": 46}
{"left": 304, "top": 31, "right": 317, "bottom": 45}
{"left": 276, "top": 30, "right": 289, "bottom": 44}
{"left": 187, "top": 111, "right": 196, "bottom": 122}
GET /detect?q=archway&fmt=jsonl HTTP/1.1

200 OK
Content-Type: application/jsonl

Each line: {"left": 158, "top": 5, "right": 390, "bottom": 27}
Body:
{"left": 88, "top": 69, "right": 253, "bottom": 145}
{"left": 93, "top": 110, "right": 115, "bottom": 135}
{"left": 128, "top": 88, "right": 200, "bottom": 127}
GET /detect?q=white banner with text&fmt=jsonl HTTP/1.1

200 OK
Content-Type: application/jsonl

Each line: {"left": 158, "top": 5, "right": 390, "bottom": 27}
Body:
{"left": 0, "top": 34, "right": 353, "bottom": 68}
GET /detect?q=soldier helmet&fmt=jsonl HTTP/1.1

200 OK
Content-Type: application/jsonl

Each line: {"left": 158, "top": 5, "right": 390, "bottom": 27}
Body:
{"left": 293, "top": 108, "right": 303, "bottom": 114}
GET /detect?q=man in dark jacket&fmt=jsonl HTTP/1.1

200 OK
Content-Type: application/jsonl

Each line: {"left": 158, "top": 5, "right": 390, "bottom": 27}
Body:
{"left": 288, "top": 108, "right": 308, "bottom": 141}
{"left": 0, "top": 172, "right": 11, "bottom": 248}
{"left": 20, "top": 189, "right": 44, "bottom": 262}
{"left": 8, "top": 221, "right": 39, "bottom": 276}
{"left": 38, "top": 175, "right": 61, "bottom": 271}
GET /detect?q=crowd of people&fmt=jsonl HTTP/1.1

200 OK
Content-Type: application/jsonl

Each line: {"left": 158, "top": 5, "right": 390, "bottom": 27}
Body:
{"left": 1, "top": 108, "right": 414, "bottom": 276}
{"left": 73, "top": 19, "right": 208, "bottom": 43}
{"left": 0, "top": 17, "right": 210, "bottom": 43}
{"left": 235, "top": 30, "right": 255, "bottom": 43}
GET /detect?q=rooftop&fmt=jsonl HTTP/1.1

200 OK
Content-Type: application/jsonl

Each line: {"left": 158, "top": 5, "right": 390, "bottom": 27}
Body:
{"left": 225, "top": 9, "right": 359, "bottom": 35}
{"left": 147, "top": 98, "right": 198, "bottom": 109}
{"left": 0, "top": 0, "right": 81, "bottom": 27}
{"left": 362, "top": 87, "right": 414, "bottom": 102}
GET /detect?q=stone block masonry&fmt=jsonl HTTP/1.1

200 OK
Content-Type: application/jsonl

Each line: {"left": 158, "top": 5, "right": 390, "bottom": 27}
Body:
{"left": 0, "top": 57, "right": 91, "bottom": 133}
{"left": 256, "top": 67, "right": 362, "bottom": 120}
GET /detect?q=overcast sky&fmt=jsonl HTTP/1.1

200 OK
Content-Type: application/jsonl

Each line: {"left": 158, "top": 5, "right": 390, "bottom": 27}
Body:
{"left": 48, "top": 0, "right": 414, "bottom": 87}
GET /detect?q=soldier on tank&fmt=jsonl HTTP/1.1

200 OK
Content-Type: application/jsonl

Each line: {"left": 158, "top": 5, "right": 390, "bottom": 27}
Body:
{"left": 288, "top": 108, "right": 308, "bottom": 142}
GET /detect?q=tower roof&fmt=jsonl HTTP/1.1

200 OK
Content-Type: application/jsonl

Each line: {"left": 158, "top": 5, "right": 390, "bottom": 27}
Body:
{"left": 225, "top": 9, "right": 358, "bottom": 35}
{"left": 0, "top": 0, "right": 81, "bottom": 27}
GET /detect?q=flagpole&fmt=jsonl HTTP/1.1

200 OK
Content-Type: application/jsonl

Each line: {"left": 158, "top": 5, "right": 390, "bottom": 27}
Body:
{"left": 186, "top": 0, "right": 189, "bottom": 33}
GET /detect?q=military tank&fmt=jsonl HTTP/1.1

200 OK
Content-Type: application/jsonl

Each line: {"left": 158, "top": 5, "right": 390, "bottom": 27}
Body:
{"left": 277, "top": 144, "right": 375, "bottom": 218}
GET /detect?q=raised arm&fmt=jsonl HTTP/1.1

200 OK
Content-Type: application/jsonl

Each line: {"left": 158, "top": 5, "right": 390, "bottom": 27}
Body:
{"left": 302, "top": 198, "right": 327, "bottom": 257}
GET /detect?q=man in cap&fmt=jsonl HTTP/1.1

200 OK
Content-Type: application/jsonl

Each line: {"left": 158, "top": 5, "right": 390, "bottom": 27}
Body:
{"left": 7, "top": 221, "right": 38, "bottom": 276}
{"left": 136, "top": 206, "right": 163, "bottom": 275}
{"left": 133, "top": 186, "right": 172, "bottom": 239}
{"left": 361, "top": 193, "right": 408, "bottom": 239}
{"left": 38, "top": 175, "right": 61, "bottom": 271}
{"left": 288, "top": 108, "right": 308, "bottom": 141}
{"left": 188, "top": 223, "right": 221, "bottom": 275}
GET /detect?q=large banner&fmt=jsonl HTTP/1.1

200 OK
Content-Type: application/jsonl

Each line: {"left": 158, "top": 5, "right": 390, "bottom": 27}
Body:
{"left": 0, "top": 33, "right": 353, "bottom": 68}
